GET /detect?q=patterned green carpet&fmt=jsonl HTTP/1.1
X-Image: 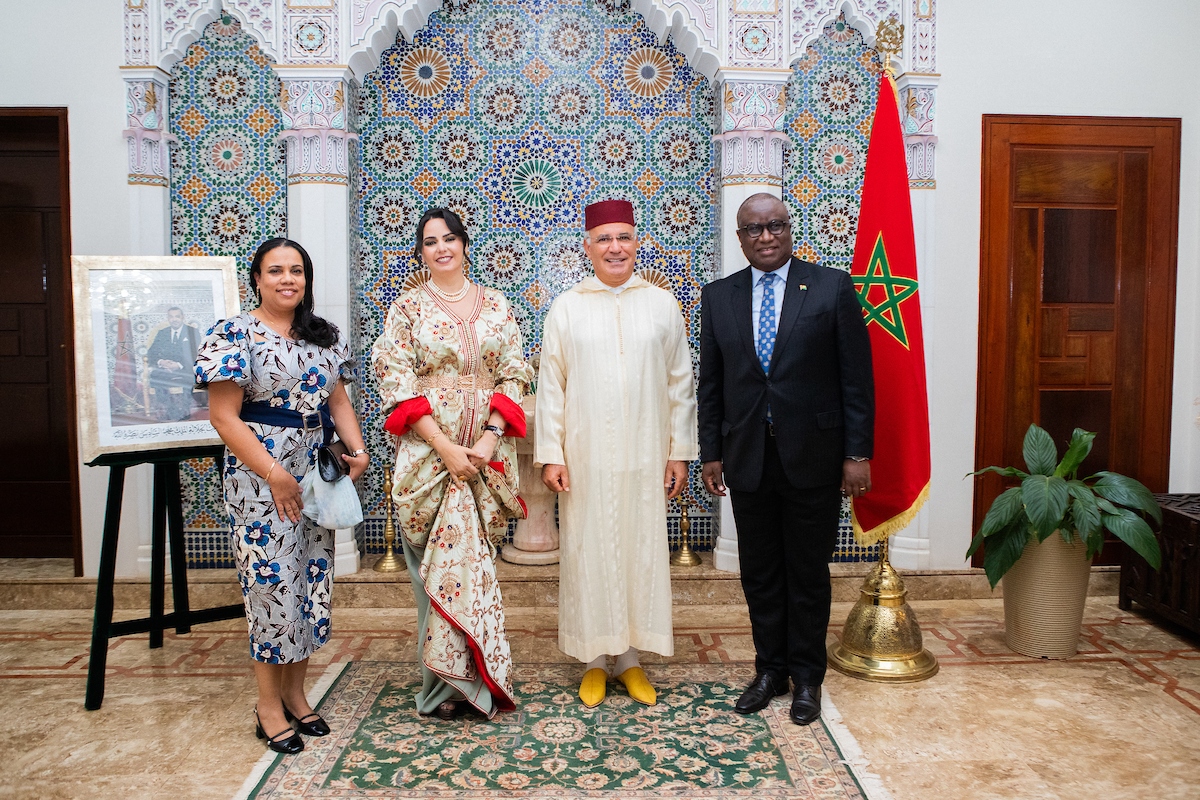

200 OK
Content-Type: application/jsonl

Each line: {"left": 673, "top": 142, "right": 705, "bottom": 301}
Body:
{"left": 241, "top": 662, "right": 887, "bottom": 799}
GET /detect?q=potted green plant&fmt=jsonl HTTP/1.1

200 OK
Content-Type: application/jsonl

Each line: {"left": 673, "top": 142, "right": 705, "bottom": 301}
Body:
{"left": 968, "top": 423, "right": 1162, "bottom": 658}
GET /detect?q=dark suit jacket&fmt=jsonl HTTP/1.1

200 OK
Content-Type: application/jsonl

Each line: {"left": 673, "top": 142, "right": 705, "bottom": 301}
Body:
{"left": 146, "top": 324, "right": 200, "bottom": 383}
{"left": 698, "top": 257, "right": 874, "bottom": 492}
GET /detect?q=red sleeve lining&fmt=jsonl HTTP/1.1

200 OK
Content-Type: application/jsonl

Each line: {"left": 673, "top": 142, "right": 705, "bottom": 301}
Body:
{"left": 489, "top": 394, "right": 526, "bottom": 438}
{"left": 383, "top": 396, "right": 432, "bottom": 436}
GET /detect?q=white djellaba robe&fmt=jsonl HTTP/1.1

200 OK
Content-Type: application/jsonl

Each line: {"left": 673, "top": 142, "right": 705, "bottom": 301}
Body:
{"left": 535, "top": 274, "right": 698, "bottom": 662}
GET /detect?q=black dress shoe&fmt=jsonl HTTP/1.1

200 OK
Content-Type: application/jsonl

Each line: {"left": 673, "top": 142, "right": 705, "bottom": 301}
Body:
{"left": 790, "top": 684, "right": 822, "bottom": 725}
{"left": 734, "top": 673, "right": 788, "bottom": 714}
{"left": 284, "top": 706, "right": 331, "bottom": 737}
{"left": 255, "top": 708, "right": 304, "bottom": 754}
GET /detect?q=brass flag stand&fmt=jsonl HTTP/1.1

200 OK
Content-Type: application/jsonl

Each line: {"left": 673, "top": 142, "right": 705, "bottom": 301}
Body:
{"left": 827, "top": 540, "right": 938, "bottom": 682}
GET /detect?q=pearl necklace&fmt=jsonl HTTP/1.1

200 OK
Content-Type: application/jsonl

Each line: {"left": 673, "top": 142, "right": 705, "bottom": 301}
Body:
{"left": 427, "top": 278, "right": 471, "bottom": 302}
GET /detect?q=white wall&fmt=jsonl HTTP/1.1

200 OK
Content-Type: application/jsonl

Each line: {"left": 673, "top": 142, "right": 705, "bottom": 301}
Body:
{"left": 926, "top": 0, "right": 1200, "bottom": 567}
{"left": 0, "top": 0, "right": 151, "bottom": 576}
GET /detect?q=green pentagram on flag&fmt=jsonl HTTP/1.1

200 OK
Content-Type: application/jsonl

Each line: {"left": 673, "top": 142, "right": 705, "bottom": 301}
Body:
{"left": 853, "top": 232, "right": 918, "bottom": 348}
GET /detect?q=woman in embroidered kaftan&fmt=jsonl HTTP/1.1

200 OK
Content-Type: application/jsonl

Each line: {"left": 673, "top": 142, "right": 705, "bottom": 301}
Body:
{"left": 371, "top": 208, "right": 533, "bottom": 720}
{"left": 197, "top": 238, "right": 368, "bottom": 754}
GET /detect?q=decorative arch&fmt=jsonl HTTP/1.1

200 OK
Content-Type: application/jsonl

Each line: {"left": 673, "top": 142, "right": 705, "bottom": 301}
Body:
{"left": 789, "top": 0, "right": 903, "bottom": 68}
{"left": 347, "top": 0, "right": 720, "bottom": 82}
{"left": 630, "top": 0, "right": 720, "bottom": 79}
{"left": 140, "top": 0, "right": 277, "bottom": 74}
{"left": 347, "top": 0, "right": 445, "bottom": 81}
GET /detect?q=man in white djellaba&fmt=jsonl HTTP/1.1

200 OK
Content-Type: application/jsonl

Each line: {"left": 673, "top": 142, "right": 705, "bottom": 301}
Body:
{"left": 535, "top": 198, "right": 698, "bottom": 708}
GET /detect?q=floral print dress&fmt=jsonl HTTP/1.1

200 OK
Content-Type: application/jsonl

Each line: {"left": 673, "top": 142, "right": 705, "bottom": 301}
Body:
{"left": 372, "top": 284, "right": 533, "bottom": 717}
{"left": 195, "top": 313, "right": 354, "bottom": 664}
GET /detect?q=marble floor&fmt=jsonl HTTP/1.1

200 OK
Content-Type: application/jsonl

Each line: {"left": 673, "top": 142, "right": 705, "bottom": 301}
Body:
{"left": 1, "top": 576, "right": 1197, "bottom": 799}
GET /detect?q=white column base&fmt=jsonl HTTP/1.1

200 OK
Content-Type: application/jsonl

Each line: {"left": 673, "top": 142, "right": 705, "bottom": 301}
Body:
{"left": 334, "top": 527, "right": 359, "bottom": 575}
{"left": 885, "top": 506, "right": 931, "bottom": 570}
{"left": 123, "top": 463, "right": 154, "bottom": 578}
{"left": 712, "top": 495, "right": 741, "bottom": 573}
{"left": 287, "top": 182, "right": 351, "bottom": 335}
{"left": 288, "top": 179, "right": 355, "bottom": 578}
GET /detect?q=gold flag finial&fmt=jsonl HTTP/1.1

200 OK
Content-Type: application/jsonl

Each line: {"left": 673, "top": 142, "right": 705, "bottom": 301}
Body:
{"left": 374, "top": 465, "right": 404, "bottom": 572}
{"left": 875, "top": 17, "right": 904, "bottom": 76}
{"left": 670, "top": 499, "right": 702, "bottom": 567}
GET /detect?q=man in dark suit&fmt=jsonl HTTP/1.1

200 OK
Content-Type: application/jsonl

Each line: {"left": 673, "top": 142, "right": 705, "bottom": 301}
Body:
{"left": 698, "top": 193, "right": 874, "bottom": 725}
{"left": 145, "top": 306, "right": 201, "bottom": 421}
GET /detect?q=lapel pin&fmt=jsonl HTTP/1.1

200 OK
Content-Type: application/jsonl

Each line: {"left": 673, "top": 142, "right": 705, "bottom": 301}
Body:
{"left": 798, "top": 284, "right": 808, "bottom": 291}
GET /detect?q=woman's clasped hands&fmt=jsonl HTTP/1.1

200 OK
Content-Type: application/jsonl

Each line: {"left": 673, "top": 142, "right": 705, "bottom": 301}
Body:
{"left": 434, "top": 430, "right": 498, "bottom": 483}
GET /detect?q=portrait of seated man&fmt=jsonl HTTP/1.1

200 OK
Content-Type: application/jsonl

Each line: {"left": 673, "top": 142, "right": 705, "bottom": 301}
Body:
{"left": 144, "top": 306, "right": 201, "bottom": 421}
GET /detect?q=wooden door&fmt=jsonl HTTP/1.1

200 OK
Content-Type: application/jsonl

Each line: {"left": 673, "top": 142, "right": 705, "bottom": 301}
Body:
{"left": 976, "top": 116, "right": 1180, "bottom": 564}
{"left": 0, "top": 111, "right": 79, "bottom": 565}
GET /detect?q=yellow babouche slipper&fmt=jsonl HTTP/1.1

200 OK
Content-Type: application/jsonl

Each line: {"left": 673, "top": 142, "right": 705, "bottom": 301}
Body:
{"left": 616, "top": 666, "right": 657, "bottom": 706}
{"left": 579, "top": 667, "right": 608, "bottom": 708}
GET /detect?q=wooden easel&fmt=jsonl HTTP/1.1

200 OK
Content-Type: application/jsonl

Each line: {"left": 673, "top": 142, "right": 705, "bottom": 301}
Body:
{"left": 84, "top": 444, "right": 243, "bottom": 710}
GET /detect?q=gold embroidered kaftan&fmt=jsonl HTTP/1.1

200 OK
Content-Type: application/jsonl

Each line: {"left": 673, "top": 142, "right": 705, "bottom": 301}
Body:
{"left": 535, "top": 275, "right": 698, "bottom": 662}
{"left": 372, "top": 284, "right": 533, "bottom": 717}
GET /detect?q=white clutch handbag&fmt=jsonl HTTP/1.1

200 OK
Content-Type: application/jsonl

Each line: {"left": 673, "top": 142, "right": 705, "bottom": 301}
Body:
{"left": 299, "top": 469, "right": 364, "bottom": 529}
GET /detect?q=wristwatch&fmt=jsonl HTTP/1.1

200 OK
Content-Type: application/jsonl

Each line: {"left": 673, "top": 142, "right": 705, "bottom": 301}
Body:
{"left": 349, "top": 448, "right": 368, "bottom": 458}
{"left": 482, "top": 424, "right": 504, "bottom": 436}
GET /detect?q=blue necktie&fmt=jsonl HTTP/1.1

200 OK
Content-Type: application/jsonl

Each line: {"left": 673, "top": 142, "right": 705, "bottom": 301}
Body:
{"left": 757, "top": 273, "right": 778, "bottom": 374}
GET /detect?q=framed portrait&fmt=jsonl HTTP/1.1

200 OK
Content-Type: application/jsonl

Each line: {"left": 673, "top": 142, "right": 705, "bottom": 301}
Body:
{"left": 72, "top": 255, "right": 241, "bottom": 462}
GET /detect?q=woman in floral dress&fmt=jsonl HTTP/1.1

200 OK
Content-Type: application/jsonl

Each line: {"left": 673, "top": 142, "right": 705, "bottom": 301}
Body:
{"left": 196, "top": 238, "right": 369, "bottom": 754}
{"left": 372, "top": 208, "right": 533, "bottom": 720}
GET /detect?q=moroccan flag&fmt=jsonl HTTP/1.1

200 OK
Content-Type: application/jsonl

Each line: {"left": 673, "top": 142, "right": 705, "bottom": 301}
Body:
{"left": 848, "top": 73, "right": 931, "bottom": 546}
{"left": 111, "top": 314, "right": 140, "bottom": 401}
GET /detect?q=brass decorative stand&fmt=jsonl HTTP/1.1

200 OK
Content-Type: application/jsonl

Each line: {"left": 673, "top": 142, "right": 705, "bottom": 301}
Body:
{"left": 827, "top": 540, "right": 938, "bottom": 682}
{"left": 670, "top": 500, "right": 702, "bottom": 567}
{"left": 373, "top": 466, "right": 404, "bottom": 572}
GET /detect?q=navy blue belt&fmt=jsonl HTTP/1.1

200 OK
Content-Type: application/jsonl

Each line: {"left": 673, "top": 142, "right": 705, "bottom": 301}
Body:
{"left": 240, "top": 401, "right": 333, "bottom": 444}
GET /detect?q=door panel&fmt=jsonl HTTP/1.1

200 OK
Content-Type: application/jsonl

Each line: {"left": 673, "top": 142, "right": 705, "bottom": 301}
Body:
{"left": 0, "top": 112, "right": 76, "bottom": 561}
{"left": 976, "top": 116, "right": 1180, "bottom": 566}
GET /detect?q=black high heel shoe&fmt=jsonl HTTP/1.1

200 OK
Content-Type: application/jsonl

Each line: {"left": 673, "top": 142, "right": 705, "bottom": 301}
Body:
{"left": 284, "top": 705, "right": 331, "bottom": 737}
{"left": 255, "top": 708, "right": 304, "bottom": 754}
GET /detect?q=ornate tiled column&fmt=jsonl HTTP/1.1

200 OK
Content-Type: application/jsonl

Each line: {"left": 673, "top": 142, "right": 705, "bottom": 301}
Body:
{"left": 710, "top": 71, "right": 790, "bottom": 573}
{"left": 123, "top": 68, "right": 175, "bottom": 255}
{"left": 277, "top": 68, "right": 361, "bottom": 575}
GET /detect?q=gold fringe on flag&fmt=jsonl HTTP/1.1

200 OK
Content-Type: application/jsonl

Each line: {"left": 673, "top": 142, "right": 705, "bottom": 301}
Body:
{"left": 851, "top": 482, "right": 929, "bottom": 547}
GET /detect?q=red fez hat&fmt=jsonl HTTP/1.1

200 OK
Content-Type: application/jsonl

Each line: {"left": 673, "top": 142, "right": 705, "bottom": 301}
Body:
{"left": 584, "top": 199, "right": 635, "bottom": 230}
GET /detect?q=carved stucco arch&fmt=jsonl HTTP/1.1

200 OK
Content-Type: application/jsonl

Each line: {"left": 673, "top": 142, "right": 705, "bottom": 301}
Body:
{"left": 789, "top": 0, "right": 904, "bottom": 68}
{"left": 150, "top": 0, "right": 278, "bottom": 74}
{"left": 347, "top": 0, "right": 721, "bottom": 82}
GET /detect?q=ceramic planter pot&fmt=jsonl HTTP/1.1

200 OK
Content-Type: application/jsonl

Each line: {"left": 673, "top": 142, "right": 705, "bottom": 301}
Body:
{"left": 1001, "top": 531, "right": 1092, "bottom": 658}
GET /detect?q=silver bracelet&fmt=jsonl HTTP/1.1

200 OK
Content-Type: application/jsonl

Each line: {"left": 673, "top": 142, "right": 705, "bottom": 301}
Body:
{"left": 349, "top": 448, "right": 368, "bottom": 458}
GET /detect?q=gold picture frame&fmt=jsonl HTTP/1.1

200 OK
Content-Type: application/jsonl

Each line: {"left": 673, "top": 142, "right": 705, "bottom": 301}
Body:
{"left": 71, "top": 255, "right": 241, "bottom": 462}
